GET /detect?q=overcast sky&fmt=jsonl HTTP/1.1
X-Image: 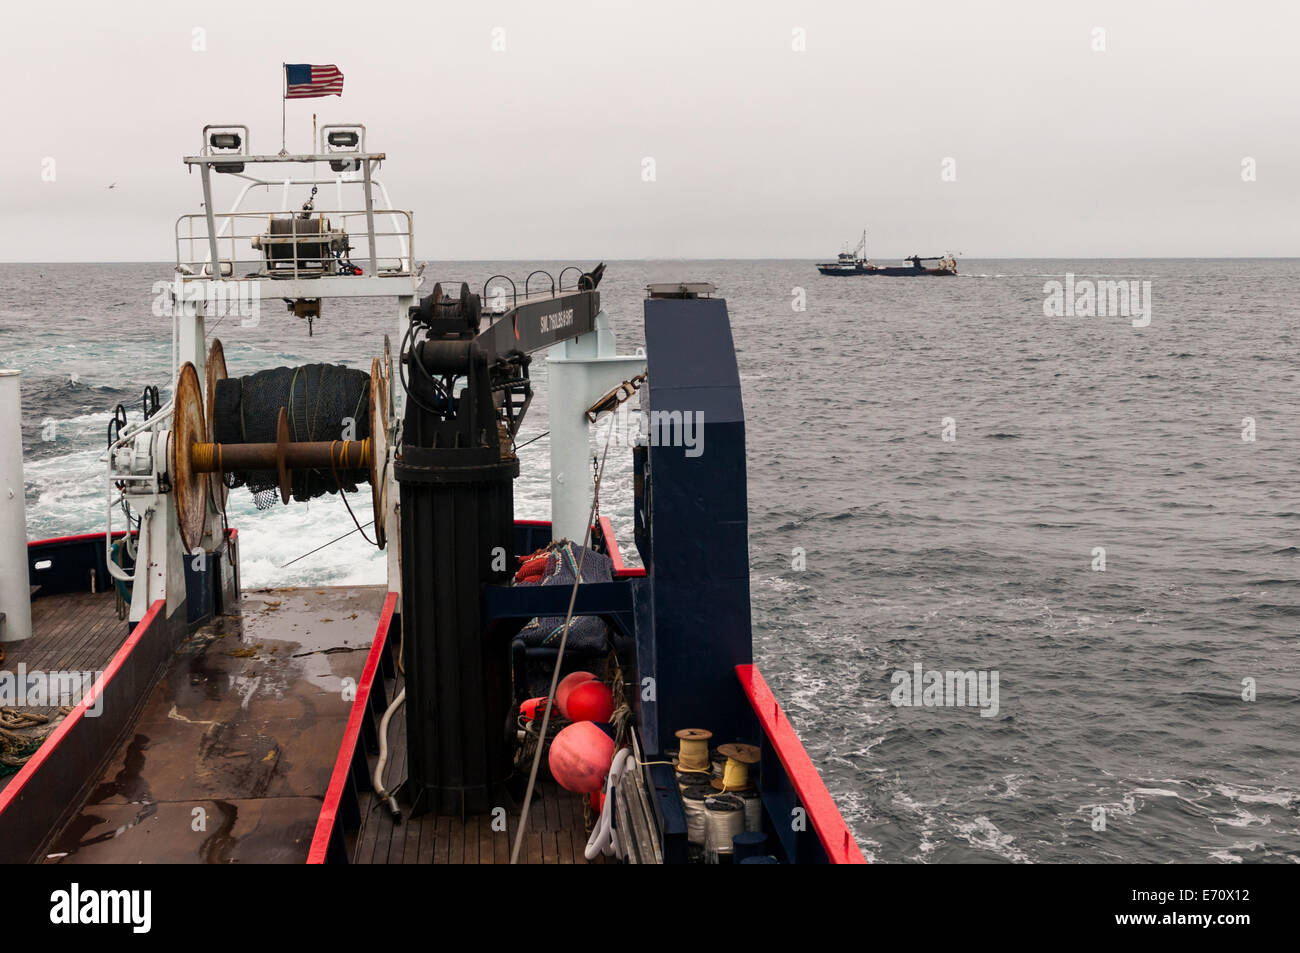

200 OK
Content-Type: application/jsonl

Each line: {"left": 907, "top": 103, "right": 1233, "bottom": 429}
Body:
{"left": 1, "top": 0, "right": 1295, "bottom": 261}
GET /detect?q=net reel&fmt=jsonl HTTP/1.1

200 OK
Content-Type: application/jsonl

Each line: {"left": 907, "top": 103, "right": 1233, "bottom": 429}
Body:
{"left": 204, "top": 338, "right": 229, "bottom": 512}
{"left": 171, "top": 341, "right": 391, "bottom": 552}
{"left": 369, "top": 334, "right": 394, "bottom": 548}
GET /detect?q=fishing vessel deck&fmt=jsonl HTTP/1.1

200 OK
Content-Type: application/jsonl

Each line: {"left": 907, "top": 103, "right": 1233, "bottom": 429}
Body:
{"left": 42, "top": 585, "right": 384, "bottom": 864}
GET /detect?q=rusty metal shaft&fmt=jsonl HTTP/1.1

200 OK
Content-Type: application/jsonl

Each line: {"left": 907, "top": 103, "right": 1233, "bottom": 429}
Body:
{"left": 191, "top": 438, "right": 371, "bottom": 472}
{"left": 188, "top": 407, "right": 372, "bottom": 504}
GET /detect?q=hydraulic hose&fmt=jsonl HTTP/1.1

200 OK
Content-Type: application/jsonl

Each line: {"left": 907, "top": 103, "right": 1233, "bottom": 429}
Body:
{"left": 374, "top": 688, "right": 406, "bottom": 823}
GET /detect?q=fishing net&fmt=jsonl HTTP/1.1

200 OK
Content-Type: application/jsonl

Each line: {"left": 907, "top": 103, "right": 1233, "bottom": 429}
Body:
{"left": 211, "top": 363, "right": 371, "bottom": 508}
{"left": 515, "top": 541, "right": 613, "bottom": 653}
{"left": 0, "top": 734, "right": 40, "bottom": 777}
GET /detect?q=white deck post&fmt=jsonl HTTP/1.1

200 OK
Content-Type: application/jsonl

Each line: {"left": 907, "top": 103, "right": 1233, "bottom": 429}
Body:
{"left": 386, "top": 295, "right": 412, "bottom": 607}
{"left": 545, "top": 311, "right": 645, "bottom": 544}
{"left": 0, "top": 370, "right": 33, "bottom": 643}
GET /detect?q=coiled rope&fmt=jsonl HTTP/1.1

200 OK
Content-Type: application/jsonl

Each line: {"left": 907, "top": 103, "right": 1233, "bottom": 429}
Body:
{"left": 0, "top": 707, "right": 71, "bottom": 775}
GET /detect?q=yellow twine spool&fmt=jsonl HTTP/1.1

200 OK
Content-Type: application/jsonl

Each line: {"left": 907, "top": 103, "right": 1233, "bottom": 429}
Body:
{"left": 712, "top": 742, "right": 760, "bottom": 792}
{"left": 674, "top": 728, "right": 713, "bottom": 774}
{"left": 722, "top": 757, "right": 750, "bottom": 790}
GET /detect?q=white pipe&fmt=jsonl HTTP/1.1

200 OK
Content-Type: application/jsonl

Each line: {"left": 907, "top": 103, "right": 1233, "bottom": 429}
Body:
{"left": 0, "top": 370, "right": 32, "bottom": 643}
{"left": 374, "top": 688, "right": 406, "bottom": 821}
{"left": 586, "top": 747, "right": 633, "bottom": 860}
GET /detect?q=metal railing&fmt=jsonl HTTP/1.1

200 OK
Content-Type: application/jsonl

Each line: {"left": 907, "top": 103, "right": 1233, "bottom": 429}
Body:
{"left": 175, "top": 209, "right": 414, "bottom": 280}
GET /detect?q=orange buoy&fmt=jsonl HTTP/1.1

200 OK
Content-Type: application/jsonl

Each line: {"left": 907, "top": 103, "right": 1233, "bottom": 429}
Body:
{"left": 549, "top": 721, "right": 615, "bottom": 793}
{"left": 519, "top": 696, "right": 549, "bottom": 722}
{"left": 565, "top": 679, "right": 614, "bottom": 723}
{"left": 555, "top": 671, "right": 598, "bottom": 717}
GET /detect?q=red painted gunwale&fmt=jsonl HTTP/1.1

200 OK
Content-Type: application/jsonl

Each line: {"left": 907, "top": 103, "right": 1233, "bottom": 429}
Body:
{"left": 598, "top": 516, "right": 646, "bottom": 578}
{"left": 735, "top": 663, "right": 867, "bottom": 864}
{"left": 0, "top": 598, "right": 166, "bottom": 817}
{"left": 305, "top": 591, "right": 397, "bottom": 864}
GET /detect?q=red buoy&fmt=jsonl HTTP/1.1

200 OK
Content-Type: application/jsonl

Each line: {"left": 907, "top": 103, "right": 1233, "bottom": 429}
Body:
{"left": 565, "top": 679, "right": 614, "bottom": 723}
{"left": 555, "top": 671, "right": 597, "bottom": 718}
{"left": 549, "top": 721, "right": 615, "bottom": 794}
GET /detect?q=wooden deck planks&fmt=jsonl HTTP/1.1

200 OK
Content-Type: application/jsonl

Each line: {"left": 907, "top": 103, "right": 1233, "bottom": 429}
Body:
{"left": 344, "top": 633, "right": 606, "bottom": 865}
{"left": 0, "top": 591, "right": 125, "bottom": 730}
{"left": 351, "top": 780, "right": 599, "bottom": 865}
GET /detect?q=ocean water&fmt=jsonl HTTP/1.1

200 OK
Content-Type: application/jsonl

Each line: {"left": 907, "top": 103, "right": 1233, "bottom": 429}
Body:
{"left": 3, "top": 258, "right": 1298, "bottom": 863}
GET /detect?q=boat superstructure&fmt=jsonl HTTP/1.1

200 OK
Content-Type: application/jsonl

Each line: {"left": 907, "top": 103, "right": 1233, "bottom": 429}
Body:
{"left": 817, "top": 230, "right": 872, "bottom": 275}
{"left": 0, "top": 120, "right": 865, "bottom": 865}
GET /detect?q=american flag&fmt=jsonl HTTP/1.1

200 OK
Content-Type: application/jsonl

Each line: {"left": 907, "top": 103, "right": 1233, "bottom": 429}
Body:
{"left": 284, "top": 64, "right": 344, "bottom": 99}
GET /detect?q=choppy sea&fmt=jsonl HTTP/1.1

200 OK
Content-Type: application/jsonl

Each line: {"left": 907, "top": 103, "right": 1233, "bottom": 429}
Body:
{"left": 3, "top": 258, "right": 1298, "bottom": 863}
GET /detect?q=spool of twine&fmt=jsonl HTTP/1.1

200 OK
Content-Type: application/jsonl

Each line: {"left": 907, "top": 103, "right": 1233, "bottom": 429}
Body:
{"left": 682, "top": 782, "right": 713, "bottom": 846}
{"left": 737, "top": 788, "right": 762, "bottom": 832}
{"left": 712, "top": 743, "right": 760, "bottom": 793}
{"left": 676, "top": 770, "right": 702, "bottom": 790}
{"left": 703, "top": 793, "right": 746, "bottom": 859}
{"left": 721, "top": 757, "right": 750, "bottom": 790}
{"left": 674, "top": 728, "right": 713, "bottom": 775}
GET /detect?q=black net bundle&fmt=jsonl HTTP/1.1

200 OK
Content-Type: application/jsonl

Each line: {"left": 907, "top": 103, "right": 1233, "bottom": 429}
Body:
{"left": 212, "top": 363, "right": 371, "bottom": 508}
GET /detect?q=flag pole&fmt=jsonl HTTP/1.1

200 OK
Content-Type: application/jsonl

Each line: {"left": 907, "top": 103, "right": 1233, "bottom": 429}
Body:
{"left": 280, "top": 63, "right": 287, "bottom": 156}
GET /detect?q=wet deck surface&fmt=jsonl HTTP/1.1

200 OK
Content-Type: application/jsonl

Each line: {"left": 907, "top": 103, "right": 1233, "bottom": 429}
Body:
{"left": 0, "top": 591, "right": 127, "bottom": 794}
{"left": 350, "top": 671, "right": 604, "bottom": 864}
{"left": 44, "top": 586, "right": 385, "bottom": 864}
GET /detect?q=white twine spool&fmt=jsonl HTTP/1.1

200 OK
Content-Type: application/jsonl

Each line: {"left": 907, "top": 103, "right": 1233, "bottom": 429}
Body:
{"left": 682, "top": 784, "right": 712, "bottom": 846}
{"left": 704, "top": 793, "right": 746, "bottom": 859}
{"left": 739, "top": 789, "right": 761, "bottom": 832}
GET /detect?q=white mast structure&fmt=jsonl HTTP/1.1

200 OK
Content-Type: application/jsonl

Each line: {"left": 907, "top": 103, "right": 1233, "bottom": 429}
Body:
{"left": 106, "top": 123, "right": 419, "bottom": 625}
{"left": 103, "top": 120, "right": 646, "bottom": 630}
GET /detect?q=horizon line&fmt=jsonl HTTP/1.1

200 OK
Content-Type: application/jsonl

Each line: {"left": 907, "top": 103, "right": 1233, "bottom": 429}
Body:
{"left": 1, "top": 255, "right": 1298, "bottom": 266}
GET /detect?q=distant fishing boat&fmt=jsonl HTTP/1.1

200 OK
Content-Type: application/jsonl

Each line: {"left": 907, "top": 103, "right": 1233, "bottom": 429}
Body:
{"left": 816, "top": 231, "right": 957, "bottom": 276}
